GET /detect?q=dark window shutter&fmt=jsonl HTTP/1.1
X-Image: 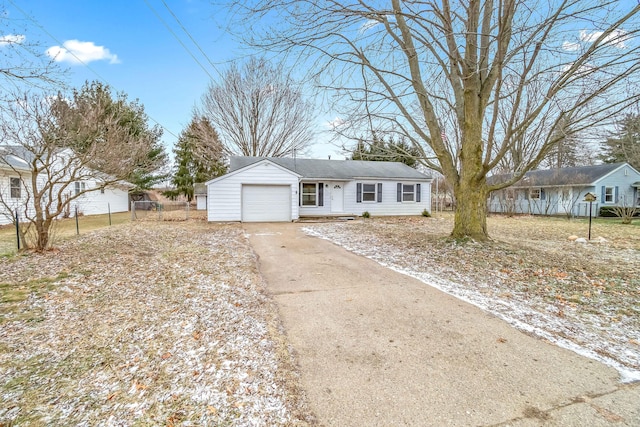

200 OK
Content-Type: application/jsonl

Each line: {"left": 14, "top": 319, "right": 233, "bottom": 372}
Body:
{"left": 318, "top": 183, "right": 324, "bottom": 206}
{"left": 601, "top": 186, "right": 605, "bottom": 202}
{"left": 357, "top": 183, "right": 362, "bottom": 203}
{"left": 298, "top": 183, "right": 302, "bottom": 206}
{"left": 541, "top": 189, "right": 546, "bottom": 200}
{"left": 397, "top": 183, "right": 402, "bottom": 202}
{"left": 377, "top": 183, "right": 382, "bottom": 203}
{"left": 615, "top": 186, "right": 619, "bottom": 203}
{"left": 416, "top": 184, "right": 421, "bottom": 202}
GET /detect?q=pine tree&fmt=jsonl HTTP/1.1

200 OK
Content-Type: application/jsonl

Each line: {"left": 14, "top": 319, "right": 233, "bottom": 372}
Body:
{"left": 601, "top": 113, "right": 640, "bottom": 170}
{"left": 171, "top": 116, "right": 226, "bottom": 201}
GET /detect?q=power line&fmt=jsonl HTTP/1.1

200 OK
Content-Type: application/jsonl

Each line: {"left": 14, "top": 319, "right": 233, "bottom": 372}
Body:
{"left": 142, "top": 0, "right": 216, "bottom": 82}
{"left": 6, "top": 0, "right": 179, "bottom": 140}
{"left": 159, "top": 0, "right": 222, "bottom": 79}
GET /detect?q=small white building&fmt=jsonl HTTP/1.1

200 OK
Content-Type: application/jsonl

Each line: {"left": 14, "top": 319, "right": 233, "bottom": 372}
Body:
{"left": 206, "top": 156, "right": 432, "bottom": 222}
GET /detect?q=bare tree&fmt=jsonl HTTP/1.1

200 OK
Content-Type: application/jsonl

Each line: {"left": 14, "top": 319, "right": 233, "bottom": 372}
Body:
{"left": 0, "top": 5, "right": 64, "bottom": 93}
{"left": 198, "top": 57, "right": 314, "bottom": 157}
{"left": 0, "top": 92, "right": 158, "bottom": 251}
{"left": 228, "top": 0, "right": 640, "bottom": 239}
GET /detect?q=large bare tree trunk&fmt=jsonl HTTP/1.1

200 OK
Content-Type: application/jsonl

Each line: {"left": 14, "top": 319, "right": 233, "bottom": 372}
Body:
{"left": 452, "top": 179, "right": 488, "bottom": 240}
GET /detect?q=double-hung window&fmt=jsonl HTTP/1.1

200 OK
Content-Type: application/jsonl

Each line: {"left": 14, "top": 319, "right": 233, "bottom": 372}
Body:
{"left": 402, "top": 184, "right": 415, "bottom": 202}
{"left": 301, "top": 183, "right": 317, "bottom": 206}
{"left": 604, "top": 187, "right": 614, "bottom": 203}
{"left": 362, "top": 184, "right": 376, "bottom": 202}
{"left": 75, "top": 181, "right": 86, "bottom": 196}
{"left": 357, "top": 183, "right": 381, "bottom": 203}
{"left": 10, "top": 177, "right": 21, "bottom": 199}
{"left": 530, "top": 188, "right": 541, "bottom": 200}
{"left": 397, "top": 183, "right": 421, "bottom": 202}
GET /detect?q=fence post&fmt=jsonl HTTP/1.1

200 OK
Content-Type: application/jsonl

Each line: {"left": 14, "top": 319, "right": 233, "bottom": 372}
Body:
{"left": 108, "top": 203, "right": 112, "bottom": 226}
{"left": 131, "top": 201, "right": 135, "bottom": 221}
{"left": 15, "top": 210, "right": 20, "bottom": 251}
{"left": 75, "top": 205, "right": 79, "bottom": 235}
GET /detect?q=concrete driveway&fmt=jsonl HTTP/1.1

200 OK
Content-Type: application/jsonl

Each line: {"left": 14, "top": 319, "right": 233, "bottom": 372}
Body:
{"left": 244, "top": 222, "right": 639, "bottom": 426}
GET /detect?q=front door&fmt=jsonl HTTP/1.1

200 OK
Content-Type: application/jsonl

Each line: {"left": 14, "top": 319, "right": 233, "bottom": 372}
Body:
{"left": 331, "top": 183, "right": 344, "bottom": 213}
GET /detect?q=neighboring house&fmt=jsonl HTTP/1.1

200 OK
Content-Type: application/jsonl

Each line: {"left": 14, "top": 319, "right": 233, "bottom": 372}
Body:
{"left": 487, "top": 163, "right": 640, "bottom": 217}
{"left": 0, "top": 145, "right": 132, "bottom": 226}
{"left": 206, "top": 156, "right": 433, "bottom": 222}
{"left": 194, "top": 183, "right": 207, "bottom": 210}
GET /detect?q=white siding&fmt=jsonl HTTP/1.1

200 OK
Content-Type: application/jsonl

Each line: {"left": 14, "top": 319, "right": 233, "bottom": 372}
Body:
{"left": 74, "top": 181, "right": 130, "bottom": 216}
{"left": 298, "top": 181, "right": 338, "bottom": 216}
{"left": 0, "top": 170, "right": 32, "bottom": 226}
{"left": 343, "top": 180, "right": 431, "bottom": 216}
{"left": 208, "top": 161, "right": 300, "bottom": 221}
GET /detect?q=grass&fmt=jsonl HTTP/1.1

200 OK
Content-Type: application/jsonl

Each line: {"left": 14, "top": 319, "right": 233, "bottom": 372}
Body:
{"left": 0, "top": 212, "right": 131, "bottom": 256}
{"left": 0, "top": 220, "right": 310, "bottom": 425}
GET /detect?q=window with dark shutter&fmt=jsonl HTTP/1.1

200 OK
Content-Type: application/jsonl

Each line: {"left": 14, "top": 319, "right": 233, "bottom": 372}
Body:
{"left": 377, "top": 183, "right": 382, "bottom": 203}
{"left": 397, "top": 183, "right": 402, "bottom": 202}
{"left": 357, "top": 183, "right": 362, "bottom": 203}
{"left": 416, "top": 184, "right": 421, "bottom": 202}
{"left": 318, "top": 183, "right": 324, "bottom": 206}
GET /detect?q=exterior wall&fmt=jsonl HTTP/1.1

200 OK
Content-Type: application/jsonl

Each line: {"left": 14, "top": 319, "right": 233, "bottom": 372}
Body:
{"left": 207, "top": 161, "right": 300, "bottom": 221}
{"left": 488, "top": 186, "right": 599, "bottom": 217}
{"left": 594, "top": 164, "right": 640, "bottom": 208}
{"left": 1, "top": 154, "right": 130, "bottom": 226}
{"left": 0, "top": 170, "right": 32, "bottom": 226}
{"left": 344, "top": 179, "right": 430, "bottom": 216}
{"left": 299, "top": 179, "right": 432, "bottom": 217}
{"left": 73, "top": 181, "right": 130, "bottom": 216}
{"left": 298, "top": 180, "right": 340, "bottom": 216}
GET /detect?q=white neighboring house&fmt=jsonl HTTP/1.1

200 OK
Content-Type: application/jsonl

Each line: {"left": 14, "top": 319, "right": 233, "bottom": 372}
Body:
{"left": 0, "top": 145, "right": 132, "bottom": 226}
{"left": 206, "top": 156, "right": 432, "bottom": 222}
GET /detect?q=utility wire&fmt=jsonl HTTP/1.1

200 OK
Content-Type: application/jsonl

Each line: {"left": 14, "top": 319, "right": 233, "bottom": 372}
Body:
{"left": 159, "top": 0, "right": 222, "bottom": 79}
{"left": 142, "top": 0, "right": 216, "bottom": 81}
{"left": 6, "top": 0, "right": 179, "bottom": 140}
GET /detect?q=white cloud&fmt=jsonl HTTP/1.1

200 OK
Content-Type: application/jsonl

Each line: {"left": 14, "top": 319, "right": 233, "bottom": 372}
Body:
{"left": 45, "top": 40, "right": 120, "bottom": 65}
{"left": 359, "top": 19, "right": 380, "bottom": 34}
{"left": 0, "top": 34, "right": 26, "bottom": 46}
{"left": 326, "top": 117, "right": 346, "bottom": 129}
{"left": 562, "top": 41, "right": 580, "bottom": 52}
{"left": 580, "top": 29, "right": 629, "bottom": 49}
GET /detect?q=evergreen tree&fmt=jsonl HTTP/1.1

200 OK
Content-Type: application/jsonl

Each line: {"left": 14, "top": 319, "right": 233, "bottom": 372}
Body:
{"left": 349, "top": 132, "right": 421, "bottom": 167}
{"left": 53, "top": 81, "right": 168, "bottom": 190}
{"left": 171, "top": 116, "right": 226, "bottom": 201}
{"left": 601, "top": 113, "right": 640, "bottom": 170}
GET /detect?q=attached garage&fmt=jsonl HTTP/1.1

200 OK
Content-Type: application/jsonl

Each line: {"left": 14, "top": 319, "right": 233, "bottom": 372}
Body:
{"left": 206, "top": 159, "right": 301, "bottom": 222}
{"left": 241, "top": 185, "right": 291, "bottom": 222}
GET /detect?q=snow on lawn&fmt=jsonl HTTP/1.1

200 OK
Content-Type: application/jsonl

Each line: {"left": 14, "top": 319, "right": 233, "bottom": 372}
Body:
{"left": 0, "top": 222, "right": 312, "bottom": 426}
{"left": 303, "top": 220, "right": 640, "bottom": 383}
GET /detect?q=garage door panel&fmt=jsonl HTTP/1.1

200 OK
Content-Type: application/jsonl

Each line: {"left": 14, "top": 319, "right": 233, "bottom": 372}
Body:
{"left": 242, "top": 185, "right": 291, "bottom": 222}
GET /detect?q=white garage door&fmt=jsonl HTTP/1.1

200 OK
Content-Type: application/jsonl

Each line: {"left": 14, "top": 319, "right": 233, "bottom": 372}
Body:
{"left": 241, "top": 185, "right": 291, "bottom": 222}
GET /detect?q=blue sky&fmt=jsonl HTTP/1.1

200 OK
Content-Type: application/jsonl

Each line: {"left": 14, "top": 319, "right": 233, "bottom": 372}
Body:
{"left": 4, "top": 0, "right": 341, "bottom": 160}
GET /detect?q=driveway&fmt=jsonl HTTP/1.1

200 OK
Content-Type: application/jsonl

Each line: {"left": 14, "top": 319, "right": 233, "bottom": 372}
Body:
{"left": 245, "top": 222, "right": 639, "bottom": 426}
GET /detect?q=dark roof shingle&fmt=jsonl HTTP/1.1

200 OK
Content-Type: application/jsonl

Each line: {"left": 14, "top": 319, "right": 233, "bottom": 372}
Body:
{"left": 229, "top": 156, "right": 431, "bottom": 180}
{"left": 489, "top": 163, "right": 626, "bottom": 187}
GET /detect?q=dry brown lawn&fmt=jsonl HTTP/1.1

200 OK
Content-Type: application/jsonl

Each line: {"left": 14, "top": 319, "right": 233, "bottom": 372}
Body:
{"left": 0, "top": 220, "right": 313, "bottom": 425}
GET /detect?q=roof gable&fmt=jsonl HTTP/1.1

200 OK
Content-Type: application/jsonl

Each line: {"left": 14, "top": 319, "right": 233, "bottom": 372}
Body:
{"left": 229, "top": 156, "right": 431, "bottom": 180}
{"left": 206, "top": 158, "right": 302, "bottom": 185}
